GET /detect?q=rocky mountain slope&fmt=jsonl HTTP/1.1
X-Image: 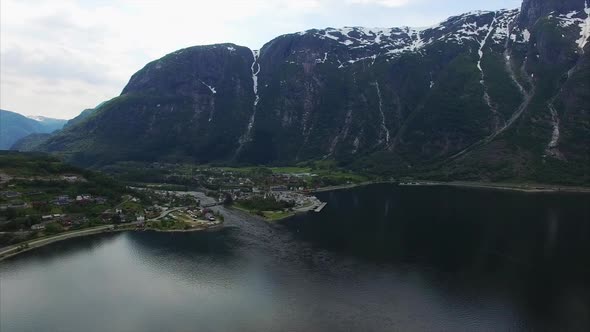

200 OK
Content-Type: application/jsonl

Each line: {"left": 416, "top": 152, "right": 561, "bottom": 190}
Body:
{"left": 36, "top": 0, "right": 590, "bottom": 184}
{"left": 0, "top": 110, "right": 66, "bottom": 150}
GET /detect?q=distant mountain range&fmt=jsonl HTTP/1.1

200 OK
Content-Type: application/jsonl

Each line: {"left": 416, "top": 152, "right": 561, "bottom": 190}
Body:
{"left": 21, "top": 0, "right": 590, "bottom": 185}
{"left": 0, "top": 110, "right": 67, "bottom": 150}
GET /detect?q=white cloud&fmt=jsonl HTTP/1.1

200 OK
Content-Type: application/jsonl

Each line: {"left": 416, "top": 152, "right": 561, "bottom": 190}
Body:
{"left": 347, "top": 0, "right": 411, "bottom": 7}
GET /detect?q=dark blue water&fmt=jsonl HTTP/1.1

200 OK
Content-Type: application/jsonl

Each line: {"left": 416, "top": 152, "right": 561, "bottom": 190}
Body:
{"left": 2, "top": 185, "right": 589, "bottom": 331}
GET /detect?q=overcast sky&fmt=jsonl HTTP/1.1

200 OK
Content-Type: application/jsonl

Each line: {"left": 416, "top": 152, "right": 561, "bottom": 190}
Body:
{"left": 1, "top": 0, "right": 521, "bottom": 120}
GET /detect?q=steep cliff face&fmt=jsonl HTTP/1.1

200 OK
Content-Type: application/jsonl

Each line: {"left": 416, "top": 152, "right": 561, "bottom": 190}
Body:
{"left": 245, "top": 10, "right": 517, "bottom": 164}
{"left": 519, "top": 0, "right": 585, "bottom": 27}
{"left": 41, "top": 44, "right": 257, "bottom": 165}
{"left": 38, "top": 0, "right": 590, "bottom": 183}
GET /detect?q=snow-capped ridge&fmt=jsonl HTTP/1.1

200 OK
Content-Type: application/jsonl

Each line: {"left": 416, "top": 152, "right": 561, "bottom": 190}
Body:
{"left": 291, "top": 8, "right": 521, "bottom": 68}
{"left": 27, "top": 115, "right": 66, "bottom": 122}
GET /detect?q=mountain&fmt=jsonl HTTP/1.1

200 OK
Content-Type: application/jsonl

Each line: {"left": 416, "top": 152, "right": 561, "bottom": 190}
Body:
{"left": 63, "top": 108, "right": 97, "bottom": 129}
{"left": 26, "top": 116, "right": 68, "bottom": 132}
{"left": 10, "top": 133, "right": 53, "bottom": 151}
{"left": 10, "top": 107, "right": 99, "bottom": 151}
{"left": 0, "top": 110, "right": 66, "bottom": 150}
{"left": 35, "top": 0, "right": 590, "bottom": 184}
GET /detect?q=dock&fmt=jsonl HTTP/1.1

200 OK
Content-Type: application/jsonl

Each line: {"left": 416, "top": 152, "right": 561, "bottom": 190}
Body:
{"left": 313, "top": 202, "right": 327, "bottom": 212}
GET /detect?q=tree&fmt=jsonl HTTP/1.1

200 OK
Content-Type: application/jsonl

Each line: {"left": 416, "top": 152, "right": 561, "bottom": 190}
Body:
{"left": 223, "top": 193, "right": 233, "bottom": 206}
{"left": 111, "top": 214, "right": 122, "bottom": 224}
{"left": 2, "top": 208, "right": 17, "bottom": 220}
{"left": 44, "top": 223, "right": 64, "bottom": 234}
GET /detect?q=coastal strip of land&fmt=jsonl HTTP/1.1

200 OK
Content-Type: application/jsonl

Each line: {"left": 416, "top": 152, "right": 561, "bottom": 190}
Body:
{"left": 311, "top": 181, "right": 379, "bottom": 193}
{"left": 3, "top": 180, "right": 588, "bottom": 261}
{"left": 398, "top": 181, "right": 590, "bottom": 193}
{"left": 0, "top": 225, "right": 118, "bottom": 261}
{"left": 0, "top": 220, "right": 223, "bottom": 261}
{"left": 311, "top": 180, "right": 590, "bottom": 194}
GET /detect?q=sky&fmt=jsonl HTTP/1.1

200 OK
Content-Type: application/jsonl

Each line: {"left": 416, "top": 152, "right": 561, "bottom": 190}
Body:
{"left": 0, "top": 0, "right": 521, "bottom": 120}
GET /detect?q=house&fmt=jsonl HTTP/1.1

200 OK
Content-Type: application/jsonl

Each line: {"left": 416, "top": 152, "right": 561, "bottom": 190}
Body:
{"left": 31, "top": 224, "right": 45, "bottom": 230}
{"left": 32, "top": 201, "right": 48, "bottom": 209}
{"left": 2, "top": 191, "right": 21, "bottom": 198}
{"left": 270, "top": 185, "right": 288, "bottom": 192}
{"left": 9, "top": 200, "right": 27, "bottom": 208}
{"left": 55, "top": 195, "right": 71, "bottom": 205}
{"left": 136, "top": 215, "right": 145, "bottom": 223}
{"left": 42, "top": 215, "right": 53, "bottom": 221}
{"left": 76, "top": 195, "right": 92, "bottom": 202}
{"left": 62, "top": 175, "right": 79, "bottom": 182}
{"left": 101, "top": 210, "right": 115, "bottom": 221}
{"left": 205, "top": 213, "right": 216, "bottom": 221}
{"left": 95, "top": 197, "right": 107, "bottom": 204}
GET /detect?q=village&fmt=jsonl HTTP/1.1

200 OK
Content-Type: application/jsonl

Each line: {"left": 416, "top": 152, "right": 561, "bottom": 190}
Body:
{"left": 0, "top": 164, "right": 336, "bottom": 247}
{"left": 171, "top": 166, "right": 330, "bottom": 218}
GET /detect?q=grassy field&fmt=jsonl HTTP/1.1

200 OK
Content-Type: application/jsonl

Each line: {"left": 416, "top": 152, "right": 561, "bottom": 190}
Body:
{"left": 231, "top": 204, "right": 295, "bottom": 221}
{"left": 261, "top": 210, "right": 295, "bottom": 221}
{"left": 269, "top": 166, "right": 313, "bottom": 174}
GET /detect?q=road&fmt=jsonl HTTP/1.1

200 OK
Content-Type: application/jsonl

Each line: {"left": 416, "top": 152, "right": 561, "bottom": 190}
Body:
{"left": 0, "top": 224, "right": 119, "bottom": 259}
{"left": 149, "top": 207, "right": 187, "bottom": 221}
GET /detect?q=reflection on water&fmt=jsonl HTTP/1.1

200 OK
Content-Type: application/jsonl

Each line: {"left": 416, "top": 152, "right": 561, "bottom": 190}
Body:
{"left": 1, "top": 185, "right": 589, "bottom": 331}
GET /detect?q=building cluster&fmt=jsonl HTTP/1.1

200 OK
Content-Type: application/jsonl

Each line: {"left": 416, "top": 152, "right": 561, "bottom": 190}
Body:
{"left": 268, "top": 190, "right": 322, "bottom": 208}
{"left": 32, "top": 213, "right": 90, "bottom": 230}
{"left": 192, "top": 168, "right": 314, "bottom": 194}
{"left": 52, "top": 194, "right": 107, "bottom": 206}
{"left": 0, "top": 191, "right": 108, "bottom": 211}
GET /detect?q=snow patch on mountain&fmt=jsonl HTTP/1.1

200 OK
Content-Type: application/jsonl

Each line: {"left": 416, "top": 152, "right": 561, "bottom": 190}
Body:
{"left": 374, "top": 82, "right": 390, "bottom": 146}
{"left": 492, "top": 9, "right": 519, "bottom": 43}
{"left": 578, "top": 0, "right": 590, "bottom": 50}
{"left": 199, "top": 80, "right": 217, "bottom": 94}
{"left": 552, "top": 10, "right": 584, "bottom": 28}
{"left": 547, "top": 104, "right": 560, "bottom": 150}
{"left": 477, "top": 13, "right": 497, "bottom": 72}
{"left": 251, "top": 50, "right": 260, "bottom": 106}
{"left": 236, "top": 49, "right": 261, "bottom": 155}
{"left": 474, "top": 11, "right": 503, "bottom": 128}
{"left": 522, "top": 29, "right": 531, "bottom": 42}
{"left": 27, "top": 116, "right": 51, "bottom": 122}
{"left": 316, "top": 52, "right": 328, "bottom": 64}
{"left": 296, "top": 9, "right": 521, "bottom": 68}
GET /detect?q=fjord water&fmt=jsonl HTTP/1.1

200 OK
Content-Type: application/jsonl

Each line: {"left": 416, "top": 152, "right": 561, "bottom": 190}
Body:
{"left": 2, "top": 185, "right": 589, "bottom": 331}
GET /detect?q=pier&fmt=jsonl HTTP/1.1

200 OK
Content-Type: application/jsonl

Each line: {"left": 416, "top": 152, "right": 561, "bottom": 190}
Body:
{"left": 313, "top": 202, "right": 327, "bottom": 212}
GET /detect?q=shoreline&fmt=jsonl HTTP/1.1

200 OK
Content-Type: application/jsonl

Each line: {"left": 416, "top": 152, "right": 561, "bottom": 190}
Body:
{"left": 311, "top": 180, "right": 590, "bottom": 194}
{"left": 3, "top": 180, "right": 587, "bottom": 261}
{"left": 400, "top": 180, "right": 590, "bottom": 193}
{"left": 0, "top": 225, "right": 119, "bottom": 261}
{"left": 140, "top": 222, "right": 224, "bottom": 233}
{"left": 233, "top": 179, "right": 590, "bottom": 223}
{"left": 0, "top": 222, "right": 223, "bottom": 261}
{"left": 310, "top": 181, "right": 380, "bottom": 193}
